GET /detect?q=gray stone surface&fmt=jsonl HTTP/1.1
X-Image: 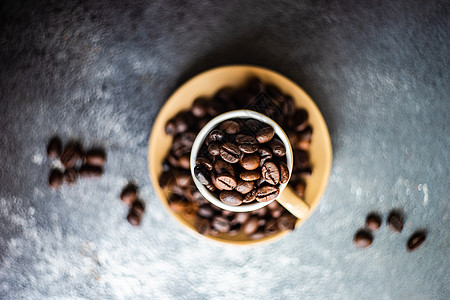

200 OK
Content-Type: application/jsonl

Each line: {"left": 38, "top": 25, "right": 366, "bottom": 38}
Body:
{"left": 0, "top": 0, "right": 449, "bottom": 299}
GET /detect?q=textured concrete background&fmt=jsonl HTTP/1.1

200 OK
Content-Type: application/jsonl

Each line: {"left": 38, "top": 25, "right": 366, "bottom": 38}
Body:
{"left": 0, "top": 0, "right": 449, "bottom": 299}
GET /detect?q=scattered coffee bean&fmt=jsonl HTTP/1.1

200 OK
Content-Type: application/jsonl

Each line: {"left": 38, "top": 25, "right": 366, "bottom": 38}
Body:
{"left": 63, "top": 168, "right": 78, "bottom": 185}
{"left": 127, "top": 211, "right": 141, "bottom": 226}
{"left": 365, "top": 213, "right": 382, "bottom": 231}
{"left": 353, "top": 229, "right": 373, "bottom": 248}
{"left": 131, "top": 199, "right": 145, "bottom": 216}
{"left": 212, "top": 216, "right": 231, "bottom": 233}
{"left": 85, "top": 149, "right": 106, "bottom": 167}
{"left": 47, "top": 136, "right": 62, "bottom": 159}
{"left": 277, "top": 214, "right": 297, "bottom": 230}
{"left": 407, "top": 231, "right": 427, "bottom": 252}
{"left": 60, "top": 142, "right": 82, "bottom": 169}
{"left": 49, "top": 169, "right": 63, "bottom": 189}
{"left": 120, "top": 184, "right": 138, "bottom": 206}
{"left": 79, "top": 164, "right": 103, "bottom": 178}
{"left": 387, "top": 210, "right": 404, "bottom": 233}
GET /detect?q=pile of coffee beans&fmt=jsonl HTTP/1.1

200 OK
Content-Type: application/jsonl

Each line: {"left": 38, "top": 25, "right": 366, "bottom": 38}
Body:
{"left": 120, "top": 183, "right": 145, "bottom": 226}
{"left": 46, "top": 136, "right": 106, "bottom": 189}
{"left": 354, "top": 209, "right": 427, "bottom": 252}
{"left": 159, "top": 77, "right": 313, "bottom": 239}
{"left": 194, "top": 118, "right": 289, "bottom": 206}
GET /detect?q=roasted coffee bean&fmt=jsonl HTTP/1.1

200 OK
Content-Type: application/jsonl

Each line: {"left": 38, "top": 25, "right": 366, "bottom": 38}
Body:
{"left": 243, "top": 216, "right": 259, "bottom": 235}
{"left": 243, "top": 188, "right": 257, "bottom": 203}
{"left": 174, "top": 172, "right": 192, "bottom": 187}
{"left": 85, "top": 149, "right": 106, "bottom": 167}
{"left": 235, "top": 180, "right": 254, "bottom": 194}
{"left": 219, "top": 191, "right": 243, "bottom": 206}
{"left": 236, "top": 134, "right": 258, "bottom": 153}
{"left": 159, "top": 171, "right": 172, "bottom": 188}
{"left": 264, "top": 219, "right": 280, "bottom": 236}
{"left": 298, "top": 167, "right": 312, "bottom": 178}
{"left": 250, "top": 230, "right": 266, "bottom": 240}
{"left": 189, "top": 189, "right": 208, "bottom": 205}
{"left": 61, "top": 143, "right": 82, "bottom": 169}
{"left": 255, "top": 176, "right": 265, "bottom": 187}
{"left": 283, "top": 95, "right": 296, "bottom": 117}
{"left": 269, "top": 139, "right": 286, "bottom": 157}
{"left": 214, "top": 174, "right": 237, "bottom": 190}
{"left": 165, "top": 119, "right": 176, "bottom": 135}
{"left": 214, "top": 160, "right": 235, "bottom": 176}
{"left": 47, "top": 137, "right": 62, "bottom": 159}
{"left": 196, "top": 157, "right": 213, "bottom": 171}
{"left": 265, "top": 84, "right": 284, "bottom": 102}
{"left": 219, "top": 120, "right": 240, "bottom": 134}
{"left": 245, "top": 119, "right": 262, "bottom": 132}
{"left": 174, "top": 132, "right": 197, "bottom": 148}
{"left": 365, "top": 213, "right": 382, "bottom": 231}
{"left": 387, "top": 210, "right": 404, "bottom": 233}
{"left": 259, "top": 147, "right": 273, "bottom": 166}
{"left": 174, "top": 112, "right": 193, "bottom": 133}
{"left": 194, "top": 166, "right": 211, "bottom": 185}
{"left": 277, "top": 214, "right": 297, "bottom": 230}
{"left": 220, "top": 143, "right": 241, "bottom": 163}
{"left": 256, "top": 126, "right": 275, "bottom": 144}
{"left": 253, "top": 206, "right": 268, "bottom": 217}
{"left": 206, "top": 129, "right": 224, "bottom": 145}
{"left": 240, "top": 153, "right": 260, "bottom": 170}
{"left": 192, "top": 97, "right": 209, "bottom": 118}
{"left": 127, "top": 211, "right": 141, "bottom": 226}
{"left": 407, "top": 231, "right": 427, "bottom": 252}
{"left": 63, "top": 168, "right": 78, "bottom": 185}
{"left": 178, "top": 154, "right": 190, "bottom": 169}
{"left": 205, "top": 183, "right": 216, "bottom": 192}
{"left": 240, "top": 170, "right": 261, "bottom": 181}
{"left": 268, "top": 201, "right": 284, "bottom": 218}
{"left": 208, "top": 142, "right": 221, "bottom": 156}
{"left": 353, "top": 229, "right": 373, "bottom": 248}
{"left": 195, "top": 218, "right": 211, "bottom": 235}
{"left": 197, "top": 117, "right": 211, "bottom": 130}
{"left": 246, "top": 77, "right": 264, "bottom": 94}
{"left": 49, "top": 169, "right": 63, "bottom": 189}
{"left": 294, "top": 109, "right": 309, "bottom": 132}
{"left": 221, "top": 209, "right": 234, "bottom": 218}
{"left": 197, "top": 204, "right": 215, "bottom": 219}
{"left": 120, "top": 184, "right": 138, "bottom": 206}
{"left": 256, "top": 186, "right": 279, "bottom": 202}
{"left": 79, "top": 164, "right": 103, "bottom": 178}
{"left": 232, "top": 212, "right": 250, "bottom": 225}
{"left": 131, "top": 199, "right": 145, "bottom": 216}
{"left": 279, "top": 162, "right": 289, "bottom": 184}
{"left": 294, "top": 150, "right": 309, "bottom": 169}
{"left": 212, "top": 216, "right": 231, "bottom": 233}
{"left": 228, "top": 223, "right": 241, "bottom": 236}
{"left": 261, "top": 161, "right": 280, "bottom": 185}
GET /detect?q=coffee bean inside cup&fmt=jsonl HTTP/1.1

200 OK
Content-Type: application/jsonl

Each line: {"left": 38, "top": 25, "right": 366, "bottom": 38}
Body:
{"left": 194, "top": 118, "right": 288, "bottom": 206}
{"left": 159, "top": 77, "right": 314, "bottom": 240}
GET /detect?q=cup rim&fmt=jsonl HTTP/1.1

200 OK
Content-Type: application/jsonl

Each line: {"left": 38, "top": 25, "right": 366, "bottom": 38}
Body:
{"left": 190, "top": 109, "right": 294, "bottom": 212}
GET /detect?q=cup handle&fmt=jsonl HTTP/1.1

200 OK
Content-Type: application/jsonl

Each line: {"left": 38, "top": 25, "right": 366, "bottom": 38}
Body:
{"left": 276, "top": 186, "right": 310, "bottom": 219}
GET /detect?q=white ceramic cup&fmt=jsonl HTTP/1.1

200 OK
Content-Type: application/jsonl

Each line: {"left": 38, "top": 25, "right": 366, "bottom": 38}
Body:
{"left": 190, "top": 109, "right": 294, "bottom": 212}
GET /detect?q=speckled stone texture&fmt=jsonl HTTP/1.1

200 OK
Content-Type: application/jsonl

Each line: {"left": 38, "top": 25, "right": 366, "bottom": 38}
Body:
{"left": 0, "top": 0, "right": 449, "bottom": 299}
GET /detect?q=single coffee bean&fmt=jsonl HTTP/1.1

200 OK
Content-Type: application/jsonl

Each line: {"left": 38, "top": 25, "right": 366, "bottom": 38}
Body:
{"left": 120, "top": 184, "right": 138, "bottom": 206}
{"left": 208, "top": 142, "right": 221, "bottom": 156}
{"left": 127, "top": 211, "right": 141, "bottom": 226}
{"left": 245, "top": 119, "right": 262, "bottom": 132}
{"left": 294, "top": 181, "right": 306, "bottom": 198}
{"left": 212, "top": 216, "right": 231, "bottom": 233}
{"left": 353, "top": 229, "right": 373, "bottom": 248}
{"left": 246, "top": 77, "right": 264, "bottom": 94}
{"left": 196, "top": 157, "right": 213, "bottom": 171}
{"left": 250, "top": 230, "right": 266, "bottom": 240}
{"left": 165, "top": 119, "right": 176, "bottom": 135}
{"left": 283, "top": 95, "right": 296, "bottom": 117}
{"left": 243, "top": 216, "right": 259, "bottom": 235}
{"left": 49, "top": 169, "right": 63, "bottom": 189}
{"left": 231, "top": 212, "right": 250, "bottom": 225}
{"left": 365, "top": 213, "right": 382, "bottom": 231}
{"left": 219, "top": 143, "right": 241, "bottom": 163}
{"left": 219, "top": 120, "right": 240, "bottom": 134}
{"left": 79, "top": 164, "right": 103, "bottom": 178}
{"left": 85, "top": 149, "right": 106, "bottom": 167}
{"left": 214, "top": 160, "right": 235, "bottom": 176}
{"left": 277, "top": 214, "right": 297, "bottom": 230}
{"left": 259, "top": 147, "right": 273, "bottom": 166}
{"left": 243, "top": 188, "right": 257, "bottom": 203}
{"left": 253, "top": 206, "right": 268, "bottom": 217}
{"left": 159, "top": 170, "right": 172, "bottom": 188}
{"left": 240, "top": 170, "right": 261, "bottom": 181}
{"left": 256, "top": 126, "right": 275, "bottom": 144}
{"left": 192, "top": 97, "right": 209, "bottom": 118}
{"left": 407, "top": 231, "right": 427, "bottom": 252}
{"left": 197, "top": 204, "right": 215, "bottom": 219}
{"left": 206, "top": 129, "right": 224, "bottom": 145}
{"left": 195, "top": 218, "right": 211, "bottom": 235}
{"left": 194, "top": 166, "right": 211, "bottom": 185}
{"left": 294, "top": 109, "right": 309, "bottom": 132}
{"left": 63, "top": 168, "right": 78, "bottom": 185}
{"left": 235, "top": 180, "right": 254, "bottom": 194}
{"left": 61, "top": 143, "right": 82, "bottom": 169}
{"left": 255, "top": 176, "right": 265, "bottom": 187}
{"left": 174, "top": 112, "right": 192, "bottom": 133}
{"left": 279, "top": 162, "right": 289, "bottom": 184}
{"left": 236, "top": 134, "right": 258, "bottom": 153}
{"left": 298, "top": 167, "right": 312, "bottom": 178}
{"left": 264, "top": 219, "right": 280, "bottom": 236}
{"left": 174, "top": 172, "right": 192, "bottom": 187}
{"left": 214, "top": 174, "right": 237, "bottom": 190}
{"left": 219, "top": 190, "right": 243, "bottom": 206}
{"left": 387, "top": 210, "right": 404, "bottom": 233}
{"left": 205, "top": 183, "right": 216, "bottom": 192}
{"left": 269, "top": 139, "right": 286, "bottom": 157}
{"left": 240, "top": 153, "right": 260, "bottom": 170}
{"left": 261, "top": 161, "right": 280, "bottom": 185}
{"left": 131, "top": 199, "right": 145, "bottom": 216}
{"left": 47, "top": 137, "right": 62, "bottom": 159}
{"left": 294, "top": 150, "right": 309, "bottom": 169}
{"left": 256, "top": 185, "right": 279, "bottom": 202}
{"left": 221, "top": 209, "right": 234, "bottom": 218}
